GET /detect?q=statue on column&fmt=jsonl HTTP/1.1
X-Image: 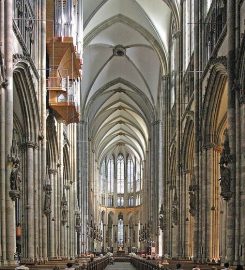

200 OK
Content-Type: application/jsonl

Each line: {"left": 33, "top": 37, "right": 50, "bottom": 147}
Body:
{"left": 219, "top": 130, "right": 232, "bottom": 201}
{"left": 172, "top": 190, "right": 178, "bottom": 226}
{"left": 44, "top": 189, "right": 52, "bottom": 215}
{"left": 9, "top": 131, "right": 22, "bottom": 200}
{"left": 189, "top": 174, "right": 198, "bottom": 216}
{"left": 43, "top": 172, "right": 52, "bottom": 215}
{"left": 159, "top": 203, "right": 166, "bottom": 231}
{"left": 75, "top": 211, "right": 81, "bottom": 232}
{"left": 61, "top": 192, "right": 68, "bottom": 225}
{"left": 10, "top": 158, "right": 22, "bottom": 192}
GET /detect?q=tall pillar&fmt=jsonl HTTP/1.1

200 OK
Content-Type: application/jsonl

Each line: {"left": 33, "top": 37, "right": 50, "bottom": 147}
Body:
{"left": 0, "top": 0, "right": 6, "bottom": 263}
{"left": 161, "top": 75, "right": 170, "bottom": 256}
{"left": 49, "top": 169, "right": 56, "bottom": 258}
{"left": 40, "top": 0, "right": 47, "bottom": 261}
{"left": 5, "top": 0, "right": 15, "bottom": 264}
{"left": 240, "top": 102, "right": 245, "bottom": 262}
{"left": 78, "top": 121, "right": 89, "bottom": 253}
{"left": 193, "top": 0, "right": 201, "bottom": 260}
{"left": 202, "top": 145, "right": 213, "bottom": 260}
{"left": 34, "top": 144, "right": 39, "bottom": 260}
{"left": 26, "top": 142, "right": 35, "bottom": 260}
{"left": 174, "top": 28, "right": 181, "bottom": 258}
{"left": 226, "top": 0, "right": 236, "bottom": 263}
{"left": 56, "top": 163, "right": 61, "bottom": 257}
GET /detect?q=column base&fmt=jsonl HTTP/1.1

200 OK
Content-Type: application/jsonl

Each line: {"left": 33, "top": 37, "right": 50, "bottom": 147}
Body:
{"left": 20, "top": 258, "right": 35, "bottom": 265}
{"left": 49, "top": 257, "right": 62, "bottom": 261}
{"left": 7, "top": 260, "right": 18, "bottom": 266}
{"left": 0, "top": 260, "right": 10, "bottom": 266}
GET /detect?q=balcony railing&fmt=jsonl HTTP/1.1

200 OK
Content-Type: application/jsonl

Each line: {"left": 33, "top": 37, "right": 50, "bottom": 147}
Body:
{"left": 47, "top": 74, "right": 79, "bottom": 124}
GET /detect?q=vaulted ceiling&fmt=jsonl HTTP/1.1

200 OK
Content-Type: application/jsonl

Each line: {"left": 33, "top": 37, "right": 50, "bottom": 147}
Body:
{"left": 81, "top": 0, "right": 180, "bottom": 164}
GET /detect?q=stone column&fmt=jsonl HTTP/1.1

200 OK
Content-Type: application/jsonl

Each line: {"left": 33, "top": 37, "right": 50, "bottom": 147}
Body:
{"left": 56, "top": 162, "right": 61, "bottom": 257}
{"left": 158, "top": 91, "right": 164, "bottom": 256}
{"left": 38, "top": 139, "right": 42, "bottom": 259}
{"left": 226, "top": 0, "right": 236, "bottom": 263}
{"left": 40, "top": 0, "right": 47, "bottom": 261}
{"left": 153, "top": 120, "right": 160, "bottom": 245}
{"left": 173, "top": 27, "right": 181, "bottom": 258}
{"left": 5, "top": 0, "right": 15, "bottom": 264}
{"left": 26, "top": 142, "right": 35, "bottom": 260}
{"left": 161, "top": 75, "right": 170, "bottom": 256}
{"left": 240, "top": 101, "right": 245, "bottom": 262}
{"left": 78, "top": 121, "right": 89, "bottom": 253}
{"left": 48, "top": 168, "right": 56, "bottom": 258}
{"left": 193, "top": 0, "right": 201, "bottom": 260}
{"left": 0, "top": 0, "right": 6, "bottom": 263}
{"left": 235, "top": 2, "right": 241, "bottom": 264}
{"left": 203, "top": 145, "right": 213, "bottom": 260}
{"left": 54, "top": 168, "right": 58, "bottom": 258}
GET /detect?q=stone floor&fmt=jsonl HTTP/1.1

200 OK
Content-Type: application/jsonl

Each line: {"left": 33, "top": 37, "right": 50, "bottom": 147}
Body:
{"left": 105, "top": 262, "right": 136, "bottom": 270}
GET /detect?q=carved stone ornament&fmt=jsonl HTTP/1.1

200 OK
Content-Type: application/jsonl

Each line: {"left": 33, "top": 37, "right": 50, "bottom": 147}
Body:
{"left": 219, "top": 130, "right": 232, "bottom": 201}
{"left": 9, "top": 131, "right": 22, "bottom": 201}
{"left": 43, "top": 172, "right": 52, "bottom": 215}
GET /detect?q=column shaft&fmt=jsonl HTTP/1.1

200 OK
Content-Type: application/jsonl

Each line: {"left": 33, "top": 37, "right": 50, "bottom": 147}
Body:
{"left": 49, "top": 170, "right": 55, "bottom": 258}
{"left": 27, "top": 143, "right": 35, "bottom": 259}
{"left": 5, "top": 0, "right": 15, "bottom": 264}
{"left": 226, "top": 0, "right": 236, "bottom": 263}
{"left": 41, "top": 0, "right": 47, "bottom": 260}
{"left": 193, "top": 0, "right": 200, "bottom": 260}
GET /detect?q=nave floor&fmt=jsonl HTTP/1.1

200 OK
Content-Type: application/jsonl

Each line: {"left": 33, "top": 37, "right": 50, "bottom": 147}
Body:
{"left": 105, "top": 262, "right": 136, "bottom": 270}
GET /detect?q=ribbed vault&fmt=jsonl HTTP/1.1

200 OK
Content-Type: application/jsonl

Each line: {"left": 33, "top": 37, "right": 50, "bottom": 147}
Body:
{"left": 82, "top": 0, "right": 179, "bottom": 168}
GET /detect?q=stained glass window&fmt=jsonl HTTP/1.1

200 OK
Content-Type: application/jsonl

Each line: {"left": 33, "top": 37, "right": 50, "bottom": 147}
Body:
{"left": 117, "top": 154, "right": 124, "bottom": 193}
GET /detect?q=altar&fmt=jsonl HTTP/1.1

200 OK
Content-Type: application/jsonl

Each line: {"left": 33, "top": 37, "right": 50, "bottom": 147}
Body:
{"left": 117, "top": 245, "right": 125, "bottom": 255}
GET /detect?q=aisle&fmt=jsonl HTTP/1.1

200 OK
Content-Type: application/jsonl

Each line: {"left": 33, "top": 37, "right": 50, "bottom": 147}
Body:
{"left": 105, "top": 262, "right": 137, "bottom": 270}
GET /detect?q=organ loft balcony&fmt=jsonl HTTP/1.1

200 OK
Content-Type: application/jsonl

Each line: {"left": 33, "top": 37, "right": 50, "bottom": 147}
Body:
{"left": 46, "top": 0, "right": 82, "bottom": 125}
{"left": 47, "top": 73, "right": 80, "bottom": 125}
{"left": 46, "top": 37, "right": 82, "bottom": 124}
{"left": 47, "top": 36, "right": 82, "bottom": 80}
